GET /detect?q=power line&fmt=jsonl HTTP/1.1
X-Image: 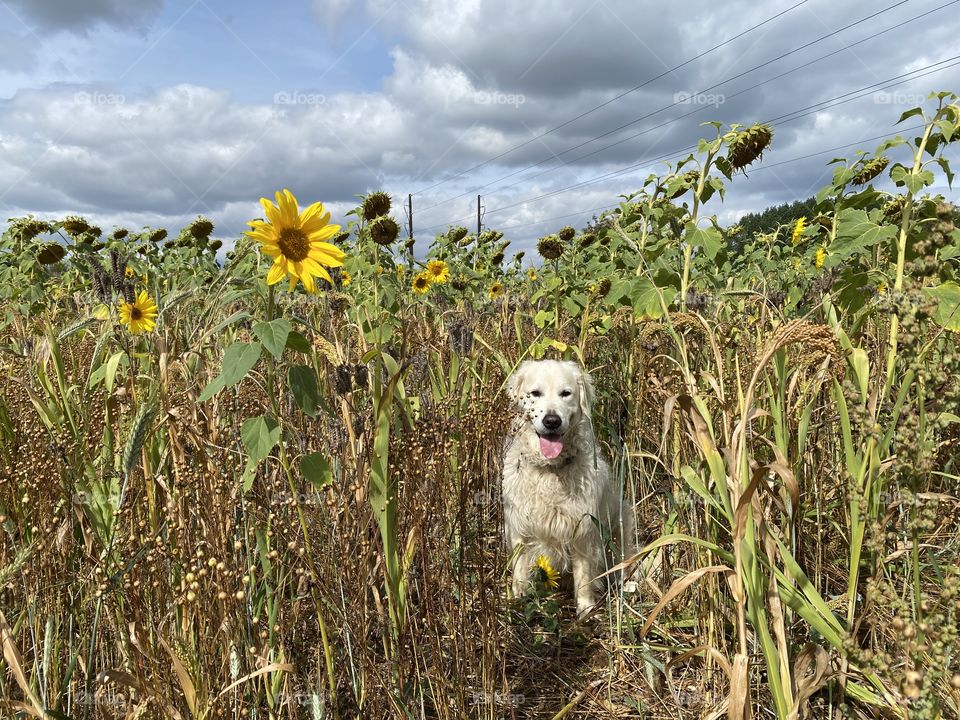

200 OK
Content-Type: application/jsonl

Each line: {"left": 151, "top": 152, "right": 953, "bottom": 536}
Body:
{"left": 480, "top": 56, "right": 960, "bottom": 217}
{"left": 410, "top": 0, "right": 814, "bottom": 197}
{"left": 474, "top": 0, "right": 956, "bottom": 200}
{"left": 416, "top": 0, "right": 914, "bottom": 215}
{"left": 491, "top": 124, "right": 928, "bottom": 235}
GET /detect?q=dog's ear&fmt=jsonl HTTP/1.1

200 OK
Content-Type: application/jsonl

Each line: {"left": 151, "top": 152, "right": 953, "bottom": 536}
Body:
{"left": 506, "top": 360, "right": 532, "bottom": 407}
{"left": 578, "top": 367, "right": 596, "bottom": 417}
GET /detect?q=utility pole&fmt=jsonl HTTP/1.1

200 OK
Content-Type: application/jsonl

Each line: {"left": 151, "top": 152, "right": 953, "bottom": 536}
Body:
{"left": 407, "top": 193, "right": 413, "bottom": 240}
{"left": 476, "top": 194, "right": 481, "bottom": 239}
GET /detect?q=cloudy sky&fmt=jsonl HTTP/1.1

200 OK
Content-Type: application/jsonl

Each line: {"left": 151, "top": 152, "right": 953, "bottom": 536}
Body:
{"left": 0, "top": 0, "right": 958, "bottom": 254}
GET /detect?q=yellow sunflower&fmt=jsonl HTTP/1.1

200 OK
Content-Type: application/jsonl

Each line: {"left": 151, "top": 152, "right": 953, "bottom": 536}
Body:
{"left": 118, "top": 291, "right": 158, "bottom": 334}
{"left": 124, "top": 266, "right": 135, "bottom": 279}
{"left": 526, "top": 267, "right": 537, "bottom": 282}
{"left": 534, "top": 555, "right": 560, "bottom": 590}
{"left": 244, "top": 189, "right": 344, "bottom": 293}
{"left": 396, "top": 263, "right": 405, "bottom": 279}
{"left": 412, "top": 272, "right": 431, "bottom": 294}
{"left": 815, "top": 247, "right": 826, "bottom": 269}
{"left": 791, "top": 217, "right": 807, "bottom": 246}
{"left": 426, "top": 259, "right": 450, "bottom": 284}
{"left": 340, "top": 270, "right": 352, "bottom": 287}
{"left": 487, "top": 281, "right": 504, "bottom": 300}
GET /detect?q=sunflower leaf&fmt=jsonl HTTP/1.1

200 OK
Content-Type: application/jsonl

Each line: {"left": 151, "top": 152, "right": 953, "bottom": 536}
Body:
{"left": 199, "top": 341, "right": 262, "bottom": 402}
{"left": 300, "top": 452, "right": 333, "bottom": 490}
{"left": 253, "top": 319, "right": 291, "bottom": 360}
{"left": 288, "top": 364, "right": 321, "bottom": 418}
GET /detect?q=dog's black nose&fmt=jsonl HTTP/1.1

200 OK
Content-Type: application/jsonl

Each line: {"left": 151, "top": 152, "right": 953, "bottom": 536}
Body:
{"left": 542, "top": 413, "right": 562, "bottom": 431}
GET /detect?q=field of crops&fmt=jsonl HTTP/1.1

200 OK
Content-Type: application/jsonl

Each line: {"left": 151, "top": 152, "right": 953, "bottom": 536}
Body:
{"left": 0, "top": 93, "right": 959, "bottom": 719}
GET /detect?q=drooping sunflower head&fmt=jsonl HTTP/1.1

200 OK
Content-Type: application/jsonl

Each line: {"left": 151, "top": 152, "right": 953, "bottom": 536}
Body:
{"left": 37, "top": 242, "right": 66, "bottom": 265}
{"left": 149, "top": 228, "right": 168, "bottom": 244}
{"left": 578, "top": 232, "right": 597, "bottom": 249}
{"left": 446, "top": 226, "right": 469, "bottom": 244}
{"left": 10, "top": 217, "right": 51, "bottom": 241}
{"left": 537, "top": 234, "right": 563, "bottom": 260}
{"left": 487, "top": 281, "right": 504, "bottom": 300}
{"left": 412, "top": 271, "right": 431, "bottom": 294}
{"left": 533, "top": 555, "right": 560, "bottom": 590}
{"left": 557, "top": 225, "right": 576, "bottom": 243}
{"left": 188, "top": 217, "right": 215, "bottom": 239}
{"left": 369, "top": 216, "right": 400, "bottom": 246}
{"left": 791, "top": 217, "right": 807, "bottom": 246}
{"left": 479, "top": 229, "right": 503, "bottom": 244}
{"left": 118, "top": 291, "right": 158, "bottom": 334}
{"left": 490, "top": 251, "right": 505, "bottom": 267}
{"left": 726, "top": 123, "right": 773, "bottom": 172}
{"left": 112, "top": 228, "right": 129, "bottom": 240}
{"left": 425, "top": 259, "right": 450, "bottom": 284}
{"left": 61, "top": 215, "right": 90, "bottom": 236}
{"left": 361, "top": 191, "right": 392, "bottom": 221}
{"left": 851, "top": 156, "right": 889, "bottom": 186}
{"left": 245, "top": 188, "right": 344, "bottom": 293}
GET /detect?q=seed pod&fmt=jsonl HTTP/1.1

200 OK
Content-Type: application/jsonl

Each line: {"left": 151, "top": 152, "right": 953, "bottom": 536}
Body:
{"left": 726, "top": 124, "right": 773, "bottom": 171}
{"left": 361, "top": 191, "right": 391, "bottom": 220}
{"left": 369, "top": 216, "right": 400, "bottom": 246}
{"left": 537, "top": 235, "right": 563, "bottom": 260}
{"left": 851, "top": 156, "right": 889, "bottom": 185}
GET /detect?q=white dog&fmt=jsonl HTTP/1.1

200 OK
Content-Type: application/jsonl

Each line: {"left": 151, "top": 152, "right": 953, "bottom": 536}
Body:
{"left": 502, "top": 359, "right": 635, "bottom": 616}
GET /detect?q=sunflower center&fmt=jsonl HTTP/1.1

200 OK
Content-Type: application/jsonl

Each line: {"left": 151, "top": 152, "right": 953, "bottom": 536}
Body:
{"left": 277, "top": 227, "right": 310, "bottom": 262}
{"left": 130, "top": 307, "right": 143, "bottom": 321}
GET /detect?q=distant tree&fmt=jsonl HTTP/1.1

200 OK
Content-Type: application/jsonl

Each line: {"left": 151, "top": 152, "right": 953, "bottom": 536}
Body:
{"left": 727, "top": 196, "right": 816, "bottom": 254}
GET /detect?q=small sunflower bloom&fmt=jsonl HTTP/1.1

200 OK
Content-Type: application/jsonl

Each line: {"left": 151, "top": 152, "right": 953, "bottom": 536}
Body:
{"left": 118, "top": 291, "right": 158, "bottom": 334}
{"left": 426, "top": 259, "right": 450, "bottom": 284}
{"left": 791, "top": 217, "right": 806, "bottom": 246}
{"left": 815, "top": 247, "right": 826, "bottom": 269}
{"left": 340, "top": 270, "right": 352, "bottom": 287}
{"left": 412, "top": 272, "right": 431, "bottom": 294}
{"left": 396, "top": 264, "right": 405, "bottom": 279}
{"left": 244, "top": 188, "right": 344, "bottom": 293}
{"left": 534, "top": 555, "right": 560, "bottom": 590}
{"left": 125, "top": 266, "right": 135, "bottom": 279}
{"left": 527, "top": 267, "right": 537, "bottom": 282}
{"left": 487, "top": 281, "right": 504, "bottom": 300}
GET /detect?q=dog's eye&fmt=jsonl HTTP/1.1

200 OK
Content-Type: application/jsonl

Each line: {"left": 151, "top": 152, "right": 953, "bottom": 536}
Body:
{"left": 559, "top": 390, "right": 572, "bottom": 398}
{"left": 530, "top": 390, "right": 542, "bottom": 398}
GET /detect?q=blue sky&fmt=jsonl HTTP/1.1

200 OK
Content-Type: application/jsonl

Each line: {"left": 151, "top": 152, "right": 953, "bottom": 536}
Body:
{"left": 0, "top": 0, "right": 958, "bottom": 254}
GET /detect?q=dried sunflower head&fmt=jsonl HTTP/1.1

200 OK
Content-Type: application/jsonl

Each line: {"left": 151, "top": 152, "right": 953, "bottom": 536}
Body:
{"left": 369, "top": 216, "right": 400, "bottom": 246}
{"left": 361, "top": 191, "right": 392, "bottom": 220}
{"left": 557, "top": 225, "right": 576, "bottom": 243}
{"left": 447, "top": 226, "right": 469, "bottom": 243}
{"left": 851, "top": 156, "right": 889, "bottom": 186}
{"left": 537, "top": 234, "right": 563, "bottom": 260}
{"left": 726, "top": 124, "right": 773, "bottom": 171}
{"left": 37, "top": 242, "right": 66, "bottom": 265}
{"left": 61, "top": 215, "right": 90, "bottom": 236}
{"left": 188, "top": 217, "right": 215, "bottom": 239}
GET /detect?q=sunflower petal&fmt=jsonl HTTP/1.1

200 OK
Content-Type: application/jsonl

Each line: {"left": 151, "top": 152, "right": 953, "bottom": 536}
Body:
{"left": 266, "top": 260, "right": 287, "bottom": 285}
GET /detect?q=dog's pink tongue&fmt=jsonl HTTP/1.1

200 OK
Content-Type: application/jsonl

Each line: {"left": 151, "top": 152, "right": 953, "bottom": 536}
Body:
{"left": 539, "top": 435, "right": 564, "bottom": 459}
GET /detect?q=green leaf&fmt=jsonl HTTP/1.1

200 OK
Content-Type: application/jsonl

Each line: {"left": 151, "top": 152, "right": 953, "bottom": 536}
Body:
{"left": 199, "top": 341, "right": 262, "bottom": 402}
{"left": 924, "top": 281, "right": 960, "bottom": 331}
{"left": 890, "top": 165, "right": 934, "bottom": 194}
{"left": 285, "top": 331, "right": 311, "bottom": 354}
{"left": 629, "top": 278, "right": 671, "bottom": 319}
{"left": 253, "top": 318, "right": 291, "bottom": 359}
{"left": 683, "top": 222, "right": 724, "bottom": 260}
{"left": 896, "top": 107, "right": 924, "bottom": 124}
{"left": 300, "top": 452, "right": 333, "bottom": 490}
{"left": 832, "top": 210, "right": 896, "bottom": 258}
{"left": 288, "top": 364, "right": 321, "bottom": 418}
{"left": 241, "top": 414, "right": 280, "bottom": 463}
